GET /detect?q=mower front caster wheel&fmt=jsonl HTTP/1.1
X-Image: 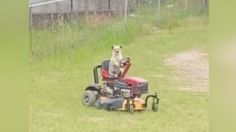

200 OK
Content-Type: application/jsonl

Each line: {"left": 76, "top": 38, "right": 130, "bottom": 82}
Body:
{"left": 82, "top": 90, "right": 97, "bottom": 106}
{"left": 152, "top": 103, "right": 158, "bottom": 112}
{"left": 129, "top": 104, "right": 134, "bottom": 113}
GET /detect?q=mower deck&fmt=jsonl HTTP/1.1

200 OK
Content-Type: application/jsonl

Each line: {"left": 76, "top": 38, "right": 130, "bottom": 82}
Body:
{"left": 118, "top": 98, "right": 145, "bottom": 111}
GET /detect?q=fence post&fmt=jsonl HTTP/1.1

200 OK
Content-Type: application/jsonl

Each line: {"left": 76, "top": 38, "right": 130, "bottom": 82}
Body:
{"left": 29, "top": 7, "right": 33, "bottom": 54}
{"left": 157, "top": 0, "right": 161, "bottom": 26}
{"left": 184, "top": 0, "right": 188, "bottom": 16}
{"left": 70, "top": 0, "right": 73, "bottom": 12}
{"left": 83, "top": 0, "right": 89, "bottom": 41}
{"left": 124, "top": 0, "right": 128, "bottom": 25}
{"left": 108, "top": 0, "right": 111, "bottom": 10}
{"left": 205, "top": 0, "right": 209, "bottom": 8}
{"left": 85, "top": 0, "right": 89, "bottom": 21}
{"left": 205, "top": 0, "right": 209, "bottom": 15}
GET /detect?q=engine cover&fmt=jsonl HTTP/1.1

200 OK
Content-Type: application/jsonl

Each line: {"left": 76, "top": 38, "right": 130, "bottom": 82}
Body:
{"left": 123, "top": 77, "right": 148, "bottom": 96}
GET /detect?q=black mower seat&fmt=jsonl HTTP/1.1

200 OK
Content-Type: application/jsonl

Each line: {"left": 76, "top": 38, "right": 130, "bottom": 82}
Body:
{"left": 101, "top": 60, "right": 118, "bottom": 80}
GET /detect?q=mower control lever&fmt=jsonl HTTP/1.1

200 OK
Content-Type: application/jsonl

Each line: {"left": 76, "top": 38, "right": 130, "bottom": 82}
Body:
{"left": 119, "top": 57, "right": 131, "bottom": 78}
{"left": 119, "top": 57, "right": 130, "bottom": 67}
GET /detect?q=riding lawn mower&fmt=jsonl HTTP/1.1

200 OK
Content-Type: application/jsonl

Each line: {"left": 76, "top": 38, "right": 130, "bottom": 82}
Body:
{"left": 82, "top": 58, "right": 159, "bottom": 112}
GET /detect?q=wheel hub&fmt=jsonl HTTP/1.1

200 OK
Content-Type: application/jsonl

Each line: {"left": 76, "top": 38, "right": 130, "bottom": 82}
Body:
{"left": 85, "top": 96, "right": 89, "bottom": 103}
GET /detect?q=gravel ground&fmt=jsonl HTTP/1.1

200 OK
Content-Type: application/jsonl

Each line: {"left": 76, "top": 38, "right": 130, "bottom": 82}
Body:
{"left": 165, "top": 49, "right": 209, "bottom": 92}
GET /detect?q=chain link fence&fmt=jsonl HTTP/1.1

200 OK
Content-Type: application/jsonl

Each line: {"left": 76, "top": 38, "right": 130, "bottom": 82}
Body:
{"left": 30, "top": 0, "right": 208, "bottom": 28}
{"left": 30, "top": 0, "right": 208, "bottom": 60}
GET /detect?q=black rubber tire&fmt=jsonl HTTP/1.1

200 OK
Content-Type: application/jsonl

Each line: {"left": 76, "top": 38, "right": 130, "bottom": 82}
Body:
{"left": 152, "top": 103, "right": 158, "bottom": 112}
{"left": 82, "top": 90, "right": 97, "bottom": 106}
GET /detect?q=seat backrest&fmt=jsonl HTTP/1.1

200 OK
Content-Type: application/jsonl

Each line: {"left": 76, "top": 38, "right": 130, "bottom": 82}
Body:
{"left": 101, "top": 60, "right": 118, "bottom": 80}
{"left": 101, "top": 60, "right": 110, "bottom": 79}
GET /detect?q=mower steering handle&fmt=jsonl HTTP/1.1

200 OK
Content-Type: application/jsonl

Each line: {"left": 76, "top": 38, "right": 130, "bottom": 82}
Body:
{"left": 119, "top": 57, "right": 131, "bottom": 67}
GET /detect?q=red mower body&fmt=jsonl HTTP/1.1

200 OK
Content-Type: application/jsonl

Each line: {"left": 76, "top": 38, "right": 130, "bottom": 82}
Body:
{"left": 123, "top": 77, "right": 148, "bottom": 96}
{"left": 123, "top": 76, "right": 147, "bottom": 85}
{"left": 99, "top": 60, "right": 149, "bottom": 97}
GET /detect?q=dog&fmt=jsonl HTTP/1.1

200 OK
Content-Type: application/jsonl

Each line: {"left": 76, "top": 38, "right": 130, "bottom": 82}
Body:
{"left": 109, "top": 45, "right": 123, "bottom": 78}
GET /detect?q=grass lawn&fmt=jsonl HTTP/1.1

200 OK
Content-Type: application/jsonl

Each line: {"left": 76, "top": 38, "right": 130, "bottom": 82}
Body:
{"left": 30, "top": 17, "right": 209, "bottom": 132}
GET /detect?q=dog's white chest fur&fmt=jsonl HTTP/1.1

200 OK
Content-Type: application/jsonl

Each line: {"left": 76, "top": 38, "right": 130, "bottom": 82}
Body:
{"left": 109, "top": 46, "right": 123, "bottom": 77}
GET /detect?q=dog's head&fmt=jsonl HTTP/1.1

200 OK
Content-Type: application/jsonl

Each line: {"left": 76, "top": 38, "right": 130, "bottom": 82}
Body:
{"left": 112, "top": 45, "right": 122, "bottom": 55}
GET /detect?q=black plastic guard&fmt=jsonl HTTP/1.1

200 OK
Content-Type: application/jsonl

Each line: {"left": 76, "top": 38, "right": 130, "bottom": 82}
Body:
{"left": 144, "top": 92, "right": 159, "bottom": 112}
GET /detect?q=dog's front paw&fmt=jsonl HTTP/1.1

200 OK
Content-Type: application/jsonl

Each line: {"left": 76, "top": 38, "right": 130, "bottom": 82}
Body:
{"left": 114, "top": 74, "right": 118, "bottom": 78}
{"left": 120, "top": 68, "right": 124, "bottom": 73}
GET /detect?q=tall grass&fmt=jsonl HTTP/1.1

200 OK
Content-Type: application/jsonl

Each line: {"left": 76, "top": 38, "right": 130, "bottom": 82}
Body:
{"left": 31, "top": 16, "right": 143, "bottom": 62}
{"left": 31, "top": 4, "right": 208, "bottom": 63}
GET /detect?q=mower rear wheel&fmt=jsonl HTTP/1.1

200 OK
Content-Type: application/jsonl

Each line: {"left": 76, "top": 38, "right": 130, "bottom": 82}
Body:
{"left": 82, "top": 90, "right": 97, "bottom": 106}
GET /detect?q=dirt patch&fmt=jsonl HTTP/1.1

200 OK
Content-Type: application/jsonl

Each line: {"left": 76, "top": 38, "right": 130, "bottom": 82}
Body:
{"left": 165, "top": 49, "right": 209, "bottom": 92}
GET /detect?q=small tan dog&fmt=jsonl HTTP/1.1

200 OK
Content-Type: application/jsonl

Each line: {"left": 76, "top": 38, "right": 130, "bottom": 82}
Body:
{"left": 109, "top": 45, "right": 123, "bottom": 78}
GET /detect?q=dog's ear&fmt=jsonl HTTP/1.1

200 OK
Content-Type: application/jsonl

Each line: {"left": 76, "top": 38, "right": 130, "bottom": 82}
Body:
{"left": 111, "top": 45, "right": 114, "bottom": 49}
{"left": 119, "top": 45, "right": 122, "bottom": 49}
